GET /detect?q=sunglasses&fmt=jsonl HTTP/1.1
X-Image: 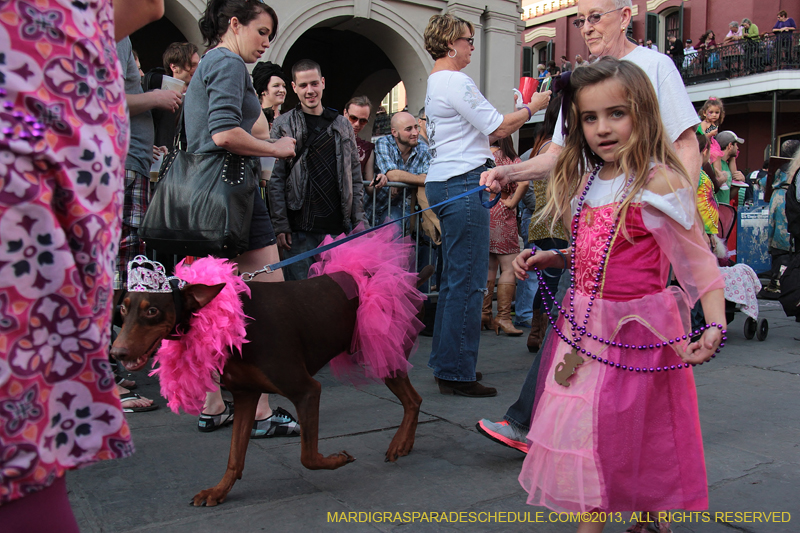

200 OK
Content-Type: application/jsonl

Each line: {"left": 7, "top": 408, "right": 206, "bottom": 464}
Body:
{"left": 572, "top": 7, "right": 624, "bottom": 29}
{"left": 457, "top": 37, "right": 475, "bottom": 46}
{"left": 347, "top": 115, "right": 369, "bottom": 126}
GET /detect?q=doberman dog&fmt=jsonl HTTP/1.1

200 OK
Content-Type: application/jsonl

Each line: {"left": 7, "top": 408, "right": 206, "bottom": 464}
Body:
{"left": 110, "top": 264, "right": 433, "bottom": 507}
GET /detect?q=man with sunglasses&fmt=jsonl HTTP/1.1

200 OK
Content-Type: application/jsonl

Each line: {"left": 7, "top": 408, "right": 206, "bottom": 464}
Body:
{"left": 478, "top": 0, "right": 700, "bottom": 456}
{"left": 344, "top": 96, "right": 388, "bottom": 205}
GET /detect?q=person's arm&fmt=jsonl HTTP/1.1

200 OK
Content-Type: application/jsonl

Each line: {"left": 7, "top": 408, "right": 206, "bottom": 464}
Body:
{"left": 126, "top": 90, "right": 181, "bottom": 116}
{"left": 672, "top": 127, "right": 701, "bottom": 188}
{"left": 115, "top": 0, "right": 164, "bottom": 42}
{"left": 501, "top": 180, "right": 529, "bottom": 209}
{"left": 489, "top": 91, "right": 551, "bottom": 142}
{"left": 347, "top": 127, "right": 366, "bottom": 226}
{"left": 268, "top": 118, "right": 293, "bottom": 249}
{"left": 212, "top": 128, "right": 296, "bottom": 158}
{"left": 386, "top": 169, "right": 425, "bottom": 186}
{"left": 785, "top": 18, "right": 796, "bottom": 31}
{"left": 481, "top": 142, "right": 562, "bottom": 192}
{"left": 363, "top": 152, "right": 389, "bottom": 193}
{"left": 712, "top": 159, "right": 727, "bottom": 187}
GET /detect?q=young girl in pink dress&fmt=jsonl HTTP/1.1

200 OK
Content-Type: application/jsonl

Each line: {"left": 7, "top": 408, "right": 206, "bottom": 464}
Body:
{"left": 514, "top": 57, "right": 726, "bottom": 533}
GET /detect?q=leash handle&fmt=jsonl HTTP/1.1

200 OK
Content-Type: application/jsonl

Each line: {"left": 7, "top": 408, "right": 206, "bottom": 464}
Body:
{"left": 241, "top": 184, "right": 500, "bottom": 280}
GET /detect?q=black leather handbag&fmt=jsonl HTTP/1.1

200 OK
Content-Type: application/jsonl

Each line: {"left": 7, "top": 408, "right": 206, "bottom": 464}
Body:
{"left": 140, "top": 109, "right": 256, "bottom": 258}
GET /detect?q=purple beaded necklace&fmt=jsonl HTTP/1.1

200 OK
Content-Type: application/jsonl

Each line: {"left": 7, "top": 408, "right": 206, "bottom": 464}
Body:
{"left": 531, "top": 163, "right": 726, "bottom": 386}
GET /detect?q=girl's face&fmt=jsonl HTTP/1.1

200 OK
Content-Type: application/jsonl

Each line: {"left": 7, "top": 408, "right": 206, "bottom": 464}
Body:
{"left": 264, "top": 75, "right": 286, "bottom": 106}
{"left": 578, "top": 78, "right": 633, "bottom": 166}
{"left": 708, "top": 31, "right": 715, "bottom": 40}
{"left": 705, "top": 105, "right": 720, "bottom": 124}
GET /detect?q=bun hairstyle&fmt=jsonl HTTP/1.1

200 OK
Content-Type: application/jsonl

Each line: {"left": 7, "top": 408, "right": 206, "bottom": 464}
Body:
{"left": 198, "top": 0, "right": 278, "bottom": 48}
{"left": 252, "top": 61, "right": 287, "bottom": 95}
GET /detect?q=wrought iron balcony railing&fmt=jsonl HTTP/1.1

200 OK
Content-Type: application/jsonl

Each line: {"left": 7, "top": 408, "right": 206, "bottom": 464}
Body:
{"left": 679, "top": 33, "right": 800, "bottom": 85}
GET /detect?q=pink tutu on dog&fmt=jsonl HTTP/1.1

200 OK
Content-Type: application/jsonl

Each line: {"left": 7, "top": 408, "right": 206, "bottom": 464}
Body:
{"left": 309, "top": 224, "right": 427, "bottom": 384}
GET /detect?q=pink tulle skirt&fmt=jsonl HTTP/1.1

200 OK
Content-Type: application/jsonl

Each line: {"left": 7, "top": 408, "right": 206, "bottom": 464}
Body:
{"left": 519, "top": 288, "right": 709, "bottom": 513}
{"left": 308, "top": 224, "right": 426, "bottom": 384}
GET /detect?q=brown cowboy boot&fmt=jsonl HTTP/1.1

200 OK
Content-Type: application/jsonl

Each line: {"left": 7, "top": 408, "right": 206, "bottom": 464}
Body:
{"left": 493, "top": 283, "right": 523, "bottom": 336}
{"left": 527, "top": 308, "right": 543, "bottom": 352}
{"left": 481, "top": 279, "right": 495, "bottom": 331}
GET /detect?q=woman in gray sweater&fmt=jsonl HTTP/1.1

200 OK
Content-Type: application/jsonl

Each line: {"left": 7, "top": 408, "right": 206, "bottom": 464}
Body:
{"left": 185, "top": 0, "right": 299, "bottom": 438}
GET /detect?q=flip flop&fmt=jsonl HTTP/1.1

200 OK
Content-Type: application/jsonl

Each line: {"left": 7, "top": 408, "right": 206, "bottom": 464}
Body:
{"left": 120, "top": 392, "right": 158, "bottom": 413}
{"left": 116, "top": 375, "right": 137, "bottom": 390}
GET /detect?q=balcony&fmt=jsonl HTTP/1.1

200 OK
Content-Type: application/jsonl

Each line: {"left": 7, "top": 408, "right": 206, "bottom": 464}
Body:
{"left": 681, "top": 34, "right": 800, "bottom": 85}
{"left": 521, "top": 0, "right": 577, "bottom": 21}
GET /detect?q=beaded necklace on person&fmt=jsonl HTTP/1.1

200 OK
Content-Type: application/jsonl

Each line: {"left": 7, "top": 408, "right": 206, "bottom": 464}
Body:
{"left": 531, "top": 163, "right": 726, "bottom": 386}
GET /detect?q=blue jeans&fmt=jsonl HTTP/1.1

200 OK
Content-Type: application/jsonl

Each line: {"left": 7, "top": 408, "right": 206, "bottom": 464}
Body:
{"left": 514, "top": 207, "right": 538, "bottom": 326}
{"left": 281, "top": 231, "right": 328, "bottom": 281}
{"left": 425, "top": 166, "right": 490, "bottom": 382}
{"left": 503, "top": 266, "right": 570, "bottom": 431}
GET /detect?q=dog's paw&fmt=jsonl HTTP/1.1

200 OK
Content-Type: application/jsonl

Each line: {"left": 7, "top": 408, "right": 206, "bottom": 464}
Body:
{"left": 191, "top": 489, "right": 226, "bottom": 507}
{"left": 337, "top": 450, "right": 356, "bottom": 464}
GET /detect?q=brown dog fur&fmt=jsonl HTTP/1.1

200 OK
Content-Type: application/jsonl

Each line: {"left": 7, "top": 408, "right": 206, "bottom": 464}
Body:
{"left": 110, "top": 266, "right": 432, "bottom": 506}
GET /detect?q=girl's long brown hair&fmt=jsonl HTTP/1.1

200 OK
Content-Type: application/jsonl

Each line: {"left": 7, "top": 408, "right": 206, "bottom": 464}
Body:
{"left": 540, "top": 57, "right": 692, "bottom": 236}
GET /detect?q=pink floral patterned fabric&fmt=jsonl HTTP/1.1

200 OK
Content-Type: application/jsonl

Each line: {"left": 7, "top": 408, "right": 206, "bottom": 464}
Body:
{"left": 720, "top": 264, "right": 761, "bottom": 320}
{"left": 489, "top": 152, "right": 521, "bottom": 255}
{"left": 0, "top": 0, "right": 133, "bottom": 505}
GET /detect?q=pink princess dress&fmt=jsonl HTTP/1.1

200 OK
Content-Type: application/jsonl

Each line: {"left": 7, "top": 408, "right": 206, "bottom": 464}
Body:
{"left": 519, "top": 167, "right": 724, "bottom": 513}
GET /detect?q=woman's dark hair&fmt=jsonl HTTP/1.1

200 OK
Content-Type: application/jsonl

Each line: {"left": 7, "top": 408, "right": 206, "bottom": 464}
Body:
{"left": 530, "top": 93, "right": 562, "bottom": 156}
{"left": 494, "top": 136, "right": 518, "bottom": 161}
{"left": 252, "top": 61, "right": 286, "bottom": 95}
{"left": 198, "top": 0, "right": 279, "bottom": 48}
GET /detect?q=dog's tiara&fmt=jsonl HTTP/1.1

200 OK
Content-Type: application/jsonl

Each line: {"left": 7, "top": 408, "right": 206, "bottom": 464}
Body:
{"left": 127, "top": 255, "right": 186, "bottom": 293}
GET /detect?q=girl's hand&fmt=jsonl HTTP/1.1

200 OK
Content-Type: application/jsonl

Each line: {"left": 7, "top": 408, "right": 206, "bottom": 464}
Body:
{"left": 500, "top": 197, "right": 517, "bottom": 209}
{"left": 682, "top": 326, "right": 724, "bottom": 364}
{"left": 513, "top": 249, "right": 564, "bottom": 280}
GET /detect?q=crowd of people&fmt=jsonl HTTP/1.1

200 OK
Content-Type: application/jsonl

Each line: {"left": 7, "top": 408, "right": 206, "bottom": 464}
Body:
{"left": 657, "top": 11, "right": 797, "bottom": 76}
{"left": 2, "top": 0, "right": 796, "bottom": 531}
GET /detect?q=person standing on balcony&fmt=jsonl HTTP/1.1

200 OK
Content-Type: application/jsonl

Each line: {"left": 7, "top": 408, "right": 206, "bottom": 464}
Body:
{"left": 478, "top": 0, "right": 701, "bottom": 457}
{"left": 667, "top": 35, "right": 684, "bottom": 71}
{"left": 773, "top": 10, "right": 796, "bottom": 36}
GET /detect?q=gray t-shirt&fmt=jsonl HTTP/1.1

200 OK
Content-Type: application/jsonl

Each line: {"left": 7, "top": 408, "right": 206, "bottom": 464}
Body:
{"left": 185, "top": 47, "right": 261, "bottom": 154}
{"left": 117, "top": 37, "right": 153, "bottom": 177}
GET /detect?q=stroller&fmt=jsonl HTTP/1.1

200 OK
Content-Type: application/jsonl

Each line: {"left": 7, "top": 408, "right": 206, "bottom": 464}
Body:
{"left": 717, "top": 203, "right": 769, "bottom": 341}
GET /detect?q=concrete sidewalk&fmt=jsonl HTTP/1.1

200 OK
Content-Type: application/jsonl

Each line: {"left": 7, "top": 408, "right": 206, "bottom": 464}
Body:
{"left": 68, "top": 301, "right": 800, "bottom": 533}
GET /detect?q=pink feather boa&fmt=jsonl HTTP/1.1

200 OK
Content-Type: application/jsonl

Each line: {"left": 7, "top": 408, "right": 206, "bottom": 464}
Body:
{"left": 149, "top": 257, "right": 250, "bottom": 415}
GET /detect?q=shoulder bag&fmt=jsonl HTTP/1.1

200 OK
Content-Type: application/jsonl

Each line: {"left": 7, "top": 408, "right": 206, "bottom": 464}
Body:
{"left": 140, "top": 107, "right": 256, "bottom": 259}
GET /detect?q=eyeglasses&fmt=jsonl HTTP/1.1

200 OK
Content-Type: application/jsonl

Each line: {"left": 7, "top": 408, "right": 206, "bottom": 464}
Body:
{"left": 572, "top": 7, "right": 624, "bottom": 29}
{"left": 457, "top": 37, "right": 474, "bottom": 46}
{"left": 419, "top": 117, "right": 427, "bottom": 122}
{"left": 347, "top": 115, "right": 369, "bottom": 126}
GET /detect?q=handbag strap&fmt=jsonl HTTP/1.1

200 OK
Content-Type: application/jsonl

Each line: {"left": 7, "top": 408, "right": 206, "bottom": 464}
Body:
{"left": 287, "top": 120, "right": 326, "bottom": 173}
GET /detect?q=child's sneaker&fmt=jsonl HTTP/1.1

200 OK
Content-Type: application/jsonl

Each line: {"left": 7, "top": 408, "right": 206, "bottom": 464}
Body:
{"left": 251, "top": 407, "right": 301, "bottom": 438}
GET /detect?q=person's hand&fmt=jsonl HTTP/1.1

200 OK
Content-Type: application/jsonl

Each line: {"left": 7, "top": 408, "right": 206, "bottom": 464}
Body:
{"left": 732, "top": 170, "right": 746, "bottom": 182}
{"left": 372, "top": 173, "right": 388, "bottom": 189}
{"left": 152, "top": 145, "right": 168, "bottom": 162}
{"left": 480, "top": 165, "right": 509, "bottom": 194}
{"left": 151, "top": 89, "right": 182, "bottom": 112}
{"left": 682, "top": 325, "right": 724, "bottom": 364}
{"left": 512, "top": 248, "right": 564, "bottom": 281}
{"left": 500, "top": 197, "right": 516, "bottom": 209}
{"left": 270, "top": 137, "right": 297, "bottom": 159}
{"left": 277, "top": 233, "right": 292, "bottom": 250}
{"left": 529, "top": 90, "right": 552, "bottom": 113}
{"left": 513, "top": 88, "right": 523, "bottom": 108}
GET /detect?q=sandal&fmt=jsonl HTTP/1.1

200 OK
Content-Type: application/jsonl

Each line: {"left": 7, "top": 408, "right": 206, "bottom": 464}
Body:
{"left": 120, "top": 392, "right": 158, "bottom": 413}
{"left": 197, "top": 400, "right": 234, "bottom": 432}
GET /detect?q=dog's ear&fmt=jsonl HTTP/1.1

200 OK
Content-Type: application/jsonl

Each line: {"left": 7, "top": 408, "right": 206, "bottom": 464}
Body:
{"left": 182, "top": 283, "right": 226, "bottom": 313}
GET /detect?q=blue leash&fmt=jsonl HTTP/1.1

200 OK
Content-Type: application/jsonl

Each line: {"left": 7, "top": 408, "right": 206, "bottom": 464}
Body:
{"left": 241, "top": 185, "right": 500, "bottom": 280}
